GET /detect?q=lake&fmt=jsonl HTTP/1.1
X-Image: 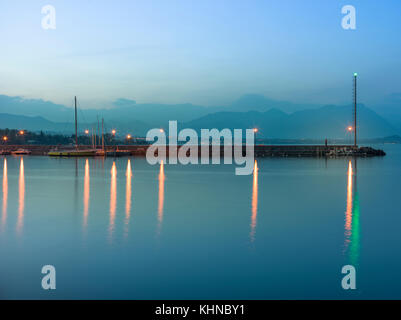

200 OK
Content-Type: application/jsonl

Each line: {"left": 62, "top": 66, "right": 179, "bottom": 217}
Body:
{"left": 0, "top": 145, "right": 400, "bottom": 299}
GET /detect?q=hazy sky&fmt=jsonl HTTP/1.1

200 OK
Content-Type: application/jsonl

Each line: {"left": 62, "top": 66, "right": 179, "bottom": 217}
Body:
{"left": 0, "top": 0, "right": 400, "bottom": 108}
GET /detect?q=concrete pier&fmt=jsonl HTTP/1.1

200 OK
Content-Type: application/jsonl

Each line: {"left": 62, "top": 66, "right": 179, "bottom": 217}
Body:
{"left": 0, "top": 144, "right": 386, "bottom": 157}
{"left": 253, "top": 145, "right": 386, "bottom": 157}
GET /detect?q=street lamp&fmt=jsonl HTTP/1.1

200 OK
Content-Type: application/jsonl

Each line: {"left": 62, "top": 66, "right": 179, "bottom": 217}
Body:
{"left": 3, "top": 136, "right": 8, "bottom": 143}
{"left": 347, "top": 126, "right": 354, "bottom": 145}
{"left": 253, "top": 128, "right": 259, "bottom": 146}
{"left": 85, "top": 129, "right": 89, "bottom": 135}
{"left": 112, "top": 129, "right": 116, "bottom": 136}
{"left": 160, "top": 129, "right": 164, "bottom": 133}
{"left": 19, "top": 130, "right": 24, "bottom": 135}
{"left": 126, "top": 134, "right": 132, "bottom": 140}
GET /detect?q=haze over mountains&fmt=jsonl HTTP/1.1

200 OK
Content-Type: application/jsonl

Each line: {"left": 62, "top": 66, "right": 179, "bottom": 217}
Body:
{"left": 0, "top": 93, "right": 399, "bottom": 139}
{"left": 186, "top": 104, "right": 396, "bottom": 139}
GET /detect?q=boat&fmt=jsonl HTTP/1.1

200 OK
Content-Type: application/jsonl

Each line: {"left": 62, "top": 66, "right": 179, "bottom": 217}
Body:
{"left": 48, "top": 96, "right": 97, "bottom": 157}
{"left": 95, "top": 118, "right": 106, "bottom": 157}
{"left": 11, "top": 149, "right": 31, "bottom": 155}
{"left": 48, "top": 149, "right": 97, "bottom": 157}
{"left": 95, "top": 149, "right": 106, "bottom": 157}
{"left": 106, "top": 149, "right": 132, "bottom": 157}
{"left": 0, "top": 150, "right": 11, "bottom": 156}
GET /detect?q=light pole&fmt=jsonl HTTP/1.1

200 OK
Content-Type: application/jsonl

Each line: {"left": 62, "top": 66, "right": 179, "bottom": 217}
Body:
{"left": 19, "top": 130, "right": 25, "bottom": 145}
{"left": 353, "top": 73, "right": 357, "bottom": 147}
{"left": 85, "top": 129, "right": 91, "bottom": 147}
{"left": 253, "top": 128, "right": 259, "bottom": 145}
{"left": 111, "top": 130, "right": 116, "bottom": 146}
{"left": 347, "top": 126, "right": 353, "bottom": 146}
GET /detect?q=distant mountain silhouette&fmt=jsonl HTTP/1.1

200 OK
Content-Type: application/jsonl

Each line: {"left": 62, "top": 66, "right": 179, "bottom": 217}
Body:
{"left": 0, "top": 94, "right": 399, "bottom": 138}
{"left": 0, "top": 113, "right": 64, "bottom": 132}
{"left": 185, "top": 104, "right": 397, "bottom": 139}
{"left": 0, "top": 95, "right": 71, "bottom": 122}
{"left": 0, "top": 95, "right": 210, "bottom": 128}
{"left": 103, "top": 98, "right": 209, "bottom": 126}
{"left": 0, "top": 112, "right": 150, "bottom": 136}
{"left": 229, "top": 94, "right": 318, "bottom": 113}
{"left": 371, "top": 93, "right": 401, "bottom": 133}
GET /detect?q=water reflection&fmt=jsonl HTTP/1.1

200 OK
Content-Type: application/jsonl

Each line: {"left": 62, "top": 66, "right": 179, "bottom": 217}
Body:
{"left": 344, "top": 159, "right": 360, "bottom": 266}
{"left": 1, "top": 158, "right": 7, "bottom": 231}
{"left": 83, "top": 159, "right": 90, "bottom": 229}
{"left": 124, "top": 159, "right": 132, "bottom": 236}
{"left": 109, "top": 162, "right": 117, "bottom": 240}
{"left": 74, "top": 158, "right": 79, "bottom": 217}
{"left": 157, "top": 161, "right": 165, "bottom": 234}
{"left": 344, "top": 161, "right": 353, "bottom": 238}
{"left": 17, "top": 157, "right": 25, "bottom": 234}
{"left": 250, "top": 160, "right": 258, "bottom": 242}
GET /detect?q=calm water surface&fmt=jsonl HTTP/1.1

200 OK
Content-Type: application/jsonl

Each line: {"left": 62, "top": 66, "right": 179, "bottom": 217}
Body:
{"left": 1, "top": 145, "right": 401, "bottom": 299}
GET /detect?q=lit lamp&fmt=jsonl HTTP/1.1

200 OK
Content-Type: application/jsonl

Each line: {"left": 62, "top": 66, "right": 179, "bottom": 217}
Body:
{"left": 126, "top": 134, "right": 132, "bottom": 140}
{"left": 348, "top": 126, "right": 353, "bottom": 132}
{"left": 19, "top": 130, "right": 24, "bottom": 135}
{"left": 112, "top": 129, "right": 116, "bottom": 136}
{"left": 160, "top": 129, "right": 164, "bottom": 133}
{"left": 253, "top": 128, "right": 258, "bottom": 133}
{"left": 85, "top": 129, "right": 89, "bottom": 135}
{"left": 3, "top": 136, "right": 8, "bottom": 142}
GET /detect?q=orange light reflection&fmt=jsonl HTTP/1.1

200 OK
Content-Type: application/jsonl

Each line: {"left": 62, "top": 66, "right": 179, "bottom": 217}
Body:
{"left": 250, "top": 160, "right": 258, "bottom": 242}
{"left": 83, "top": 159, "right": 90, "bottom": 228}
{"left": 157, "top": 161, "right": 165, "bottom": 234}
{"left": 17, "top": 157, "right": 25, "bottom": 234}
{"left": 109, "top": 162, "right": 117, "bottom": 240}
{"left": 1, "top": 158, "right": 8, "bottom": 231}
{"left": 124, "top": 159, "right": 132, "bottom": 236}
{"left": 344, "top": 160, "right": 353, "bottom": 249}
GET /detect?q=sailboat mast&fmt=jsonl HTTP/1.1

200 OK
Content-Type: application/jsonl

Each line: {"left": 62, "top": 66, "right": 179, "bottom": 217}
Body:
{"left": 75, "top": 96, "right": 78, "bottom": 149}
{"left": 102, "top": 118, "right": 105, "bottom": 151}
{"left": 97, "top": 116, "right": 100, "bottom": 148}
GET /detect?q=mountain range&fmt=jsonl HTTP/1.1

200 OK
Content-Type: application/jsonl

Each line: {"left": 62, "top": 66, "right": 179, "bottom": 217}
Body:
{"left": 185, "top": 104, "right": 397, "bottom": 139}
{"left": 0, "top": 93, "right": 400, "bottom": 139}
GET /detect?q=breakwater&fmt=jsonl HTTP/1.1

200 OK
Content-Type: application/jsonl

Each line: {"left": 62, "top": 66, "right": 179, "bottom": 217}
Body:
{"left": 0, "top": 144, "right": 386, "bottom": 157}
{"left": 253, "top": 145, "right": 385, "bottom": 157}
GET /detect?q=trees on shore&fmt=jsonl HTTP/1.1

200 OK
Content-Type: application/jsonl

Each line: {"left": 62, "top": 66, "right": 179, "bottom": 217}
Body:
{"left": 0, "top": 129, "right": 147, "bottom": 145}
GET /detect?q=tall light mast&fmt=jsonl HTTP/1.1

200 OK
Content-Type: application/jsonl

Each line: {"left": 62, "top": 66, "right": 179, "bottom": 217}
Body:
{"left": 353, "top": 73, "right": 357, "bottom": 147}
{"left": 75, "top": 96, "right": 78, "bottom": 149}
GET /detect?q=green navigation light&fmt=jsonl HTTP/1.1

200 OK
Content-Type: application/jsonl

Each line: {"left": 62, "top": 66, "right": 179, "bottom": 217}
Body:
{"left": 354, "top": 72, "right": 358, "bottom": 77}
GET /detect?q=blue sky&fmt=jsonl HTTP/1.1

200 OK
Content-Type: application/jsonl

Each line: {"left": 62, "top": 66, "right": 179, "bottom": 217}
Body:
{"left": 0, "top": 0, "right": 400, "bottom": 108}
